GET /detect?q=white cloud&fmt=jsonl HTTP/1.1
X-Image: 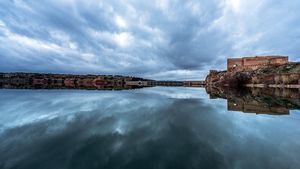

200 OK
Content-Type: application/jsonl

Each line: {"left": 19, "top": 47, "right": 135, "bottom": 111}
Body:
{"left": 186, "top": 1, "right": 201, "bottom": 15}
{"left": 115, "top": 15, "right": 128, "bottom": 29}
{"left": 113, "top": 32, "right": 134, "bottom": 48}
{"left": 228, "top": 0, "right": 241, "bottom": 13}
{"left": 0, "top": 20, "right": 5, "bottom": 27}
{"left": 156, "top": 0, "right": 169, "bottom": 10}
{"left": 8, "top": 31, "right": 61, "bottom": 52}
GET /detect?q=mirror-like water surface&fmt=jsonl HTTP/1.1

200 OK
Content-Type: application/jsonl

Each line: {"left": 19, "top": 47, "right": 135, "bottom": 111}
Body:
{"left": 0, "top": 87, "right": 300, "bottom": 169}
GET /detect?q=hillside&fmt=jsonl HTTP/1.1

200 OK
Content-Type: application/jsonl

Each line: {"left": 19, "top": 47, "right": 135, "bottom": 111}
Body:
{"left": 256, "top": 62, "right": 300, "bottom": 74}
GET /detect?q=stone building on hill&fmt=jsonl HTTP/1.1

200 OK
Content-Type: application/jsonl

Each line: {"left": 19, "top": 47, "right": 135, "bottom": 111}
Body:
{"left": 227, "top": 56, "right": 288, "bottom": 72}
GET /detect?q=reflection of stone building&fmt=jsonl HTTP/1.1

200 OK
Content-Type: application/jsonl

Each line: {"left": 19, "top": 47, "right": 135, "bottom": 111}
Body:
{"left": 228, "top": 99, "right": 289, "bottom": 115}
{"left": 227, "top": 56, "right": 288, "bottom": 72}
{"left": 206, "top": 86, "right": 300, "bottom": 115}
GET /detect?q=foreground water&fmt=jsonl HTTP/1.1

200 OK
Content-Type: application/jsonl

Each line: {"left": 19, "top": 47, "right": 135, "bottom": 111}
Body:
{"left": 0, "top": 87, "right": 300, "bottom": 169}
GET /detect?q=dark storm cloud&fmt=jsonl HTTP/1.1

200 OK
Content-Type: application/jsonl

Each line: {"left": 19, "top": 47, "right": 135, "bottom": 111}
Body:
{"left": 0, "top": 0, "right": 300, "bottom": 79}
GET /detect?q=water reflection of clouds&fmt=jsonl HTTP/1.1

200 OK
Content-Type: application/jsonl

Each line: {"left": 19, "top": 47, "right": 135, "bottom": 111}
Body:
{"left": 0, "top": 88, "right": 300, "bottom": 169}
{"left": 0, "top": 87, "right": 207, "bottom": 130}
{"left": 137, "top": 87, "right": 207, "bottom": 99}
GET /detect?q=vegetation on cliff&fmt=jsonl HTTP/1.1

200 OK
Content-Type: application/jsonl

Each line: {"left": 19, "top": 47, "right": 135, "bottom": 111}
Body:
{"left": 256, "top": 62, "right": 300, "bottom": 74}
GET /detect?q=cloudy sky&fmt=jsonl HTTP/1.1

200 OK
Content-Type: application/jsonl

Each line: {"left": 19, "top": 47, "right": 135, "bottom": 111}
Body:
{"left": 0, "top": 0, "right": 300, "bottom": 80}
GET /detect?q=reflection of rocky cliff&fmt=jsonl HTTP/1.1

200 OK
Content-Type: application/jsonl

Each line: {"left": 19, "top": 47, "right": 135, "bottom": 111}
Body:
{"left": 206, "top": 86, "right": 300, "bottom": 115}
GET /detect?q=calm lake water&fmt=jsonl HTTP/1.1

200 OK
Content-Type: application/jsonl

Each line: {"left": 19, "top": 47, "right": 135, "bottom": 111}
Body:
{"left": 0, "top": 87, "right": 300, "bottom": 169}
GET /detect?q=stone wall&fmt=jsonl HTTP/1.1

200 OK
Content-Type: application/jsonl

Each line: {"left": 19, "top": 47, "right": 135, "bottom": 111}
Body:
{"left": 227, "top": 56, "right": 288, "bottom": 72}
{"left": 227, "top": 58, "right": 243, "bottom": 72}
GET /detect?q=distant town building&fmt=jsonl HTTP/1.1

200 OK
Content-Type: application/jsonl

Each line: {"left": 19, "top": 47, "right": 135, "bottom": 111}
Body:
{"left": 227, "top": 56, "right": 288, "bottom": 72}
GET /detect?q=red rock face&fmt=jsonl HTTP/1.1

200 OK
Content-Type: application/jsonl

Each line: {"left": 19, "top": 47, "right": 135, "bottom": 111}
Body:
{"left": 206, "top": 70, "right": 244, "bottom": 87}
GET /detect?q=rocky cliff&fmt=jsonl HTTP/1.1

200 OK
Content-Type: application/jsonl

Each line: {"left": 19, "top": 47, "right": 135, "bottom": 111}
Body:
{"left": 206, "top": 62, "right": 300, "bottom": 88}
